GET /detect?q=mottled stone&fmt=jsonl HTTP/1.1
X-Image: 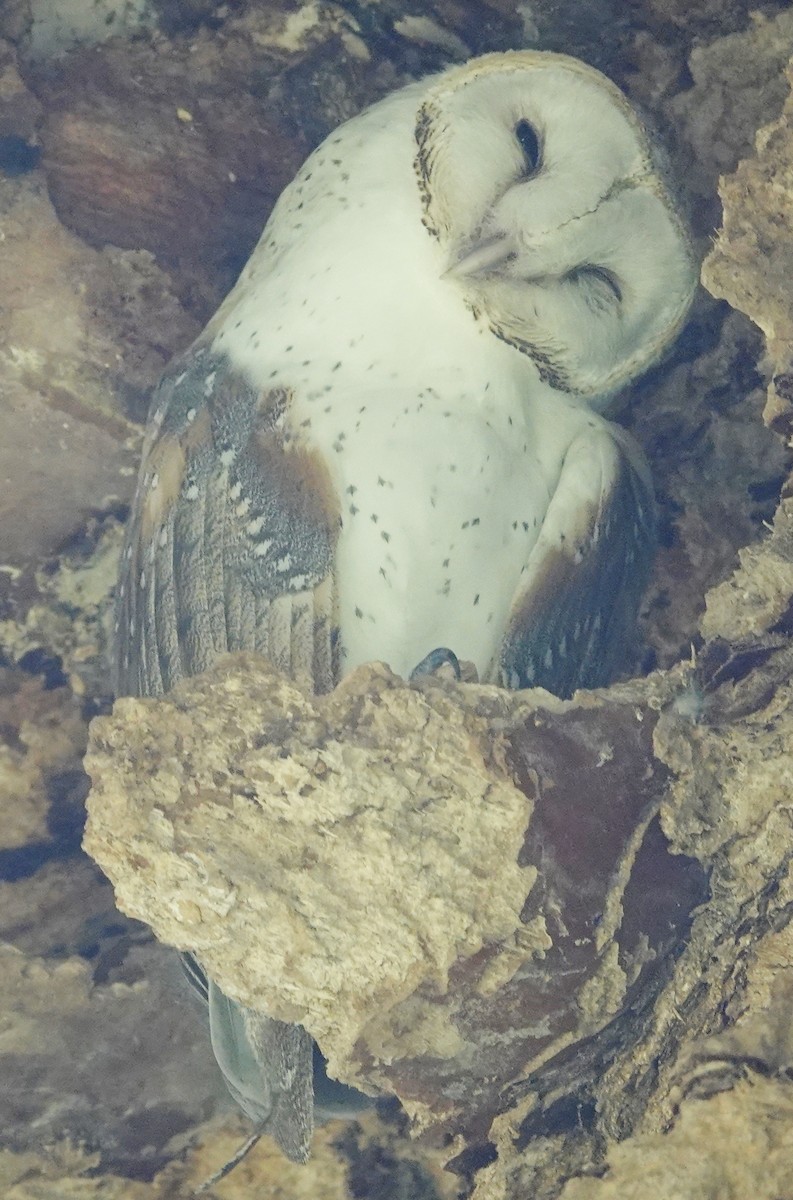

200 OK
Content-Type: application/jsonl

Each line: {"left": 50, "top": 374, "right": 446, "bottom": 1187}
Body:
{"left": 0, "top": 1113, "right": 371, "bottom": 1199}
{"left": 0, "top": 176, "right": 135, "bottom": 568}
{"left": 0, "top": 159, "right": 195, "bottom": 598}
{"left": 559, "top": 1075, "right": 793, "bottom": 1200}
{"left": 0, "top": 668, "right": 87, "bottom": 849}
{"left": 630, "top": 307, "right": 789, "bottom": 668}
{"left": 84, "top": 655, "right": 706, "bottom": 1150}
{"left": 703, "top": 57, "right": 793, "bottom": 436}
{"left": 669, "top": 10, "right": 793, "bottom": 226}
{"left": 0, "top": 941, "right": 226, "bottom": 1175}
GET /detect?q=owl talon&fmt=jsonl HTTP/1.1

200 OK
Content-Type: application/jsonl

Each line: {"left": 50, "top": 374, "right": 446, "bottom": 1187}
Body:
{"left": 410, "top": 647, "right": 461, "bottom": 680}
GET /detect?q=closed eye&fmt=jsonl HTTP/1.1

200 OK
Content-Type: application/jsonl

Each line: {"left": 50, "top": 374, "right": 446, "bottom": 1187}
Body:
{"left": 567, "top": 264, "right": 623, "bottom": 305}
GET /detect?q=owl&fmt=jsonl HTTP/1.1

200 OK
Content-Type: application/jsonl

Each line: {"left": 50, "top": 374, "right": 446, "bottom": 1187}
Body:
{"left": 115, "top": 51, "right": 696, "bottom": 1162}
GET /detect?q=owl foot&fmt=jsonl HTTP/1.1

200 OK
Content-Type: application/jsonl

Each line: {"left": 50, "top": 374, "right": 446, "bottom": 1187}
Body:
{"left": 410, "top": 647, "right": 461, "bottom": 680}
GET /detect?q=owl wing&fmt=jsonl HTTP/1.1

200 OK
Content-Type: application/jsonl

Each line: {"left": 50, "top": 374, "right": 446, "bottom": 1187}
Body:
{"left": 499, "top": 420, "right": 655, "bottom": 699}
{"left": 115, "top": 345, "right": 340, "bottom": 699}
{"left": 115, "top": 346, "right": 344, "bottom": 1162}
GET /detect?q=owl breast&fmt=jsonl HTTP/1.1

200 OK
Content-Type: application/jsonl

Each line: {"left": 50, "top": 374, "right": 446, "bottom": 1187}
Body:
{"left": 292, "top": 378, "right": 556, "bottom": 681}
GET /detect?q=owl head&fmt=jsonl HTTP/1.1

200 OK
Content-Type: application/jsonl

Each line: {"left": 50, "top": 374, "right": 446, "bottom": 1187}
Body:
{"left": 415, "top": 52, "right": 697, "bottom": 401}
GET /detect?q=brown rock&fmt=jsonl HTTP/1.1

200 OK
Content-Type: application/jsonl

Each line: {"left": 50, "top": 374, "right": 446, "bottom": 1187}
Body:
{"left": 0, "top": 181, "right": 133, "bottom": 565}
{"left": 703, "top": 57, "right": 793, "bottom": 437}
{"left": 668, "top": 11, "right": 793, "bottom": 227}
{"left": 0, "top": 41, "right": 41, "bottom": 140}
{"left": 558, "top": 1075, "right": 793, "bottom": 1200}
{"left": 0, "top": 939, "right": 227, "bottom": 1174}
{"left": 0, "top": 668, "right": 87, "bottom": 849}
{"left": 83, "top": 655, "right": 706, "bottom": 1150}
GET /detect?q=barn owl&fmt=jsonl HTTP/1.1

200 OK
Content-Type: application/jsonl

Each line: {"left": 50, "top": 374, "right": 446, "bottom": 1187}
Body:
{"left": 115, "top": 50, "right": 696, "bottom": 1162}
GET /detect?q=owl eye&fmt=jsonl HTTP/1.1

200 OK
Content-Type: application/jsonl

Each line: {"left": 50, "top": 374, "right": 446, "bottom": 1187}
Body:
{"left": 568, "top": 265, "right": 623, "bottom": 305}
{"left": 515, "top": 120, "right": 541, "bottom": 175}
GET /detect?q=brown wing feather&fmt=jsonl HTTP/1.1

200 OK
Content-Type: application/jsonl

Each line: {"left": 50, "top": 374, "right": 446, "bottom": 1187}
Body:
{"left": 499, "top": 422, "right": 655, "bottom": 698}
{"left": 114, "top": 345, "right": 340, "bottom": 699}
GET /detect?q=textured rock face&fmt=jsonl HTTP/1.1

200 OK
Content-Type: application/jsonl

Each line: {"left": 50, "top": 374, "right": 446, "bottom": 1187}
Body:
{"left": 703, "top": 56, "right": 793, "bottom": 439}
{"left": 0, "top": 668, "right": 87, "bottom": 849}
{"left": 84, "top": 655, "right": 708, "bottom": 1149}
{"left": 0, "top": 941, "right": 225, "bottom": 1176}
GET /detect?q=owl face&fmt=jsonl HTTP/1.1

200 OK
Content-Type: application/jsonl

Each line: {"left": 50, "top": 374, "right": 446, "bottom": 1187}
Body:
{"left": 415, "top": 52, "right": 697, "bottom": 400}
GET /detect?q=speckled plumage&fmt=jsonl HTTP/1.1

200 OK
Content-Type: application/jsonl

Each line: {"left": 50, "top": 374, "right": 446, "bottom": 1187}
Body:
{"left": 115, "top": 50, "right": 696, "bottom": 1161}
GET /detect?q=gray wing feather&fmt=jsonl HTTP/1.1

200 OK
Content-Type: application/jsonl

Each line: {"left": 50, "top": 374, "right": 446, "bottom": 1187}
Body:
{"left": 172, "top": 446, "right": 215, "bottom": 675}
{"left": 208, "top": 983, "right": 314, "bottom": 1163}
{"left": 142, "top": 545, "right": 163, "bottom": 697}
{"left": 500, "top": 421, "right": 655, "bottom": 698}
{"left": 267, "top": 594, "right": 292, "bottom": 674}
{"left": 114, "top": 346, "right": 347, "bottom": 1159}
{"left": 154, "top": 512, "right": 181, "bottom": 687}
{"left": 236, "top": 575, "right": 258, "bottom": 653}
{"left": 311, "top": 576, "right": 336, "bottom": 695}
{"left": 180, "top": 954, "right": 367, "bottom": 1158}
{"left": 242, "top": 1008, "right": 315, "bottom": 1162}
{"left": 204, "top": 449, "right": 231, "bottom": 653}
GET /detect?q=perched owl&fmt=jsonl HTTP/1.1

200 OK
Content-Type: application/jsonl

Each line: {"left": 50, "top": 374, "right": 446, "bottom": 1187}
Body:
{"left": 115, "top": 51, "right": 696, "bottom": 1161}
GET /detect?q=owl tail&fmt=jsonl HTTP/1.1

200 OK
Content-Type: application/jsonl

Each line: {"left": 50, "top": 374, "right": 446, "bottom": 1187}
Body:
{"left": 207, "top": 980, "right": 315, "bottom": 1162}
{"left": 184, "top": 954, "right": 370, "bottom": 1163}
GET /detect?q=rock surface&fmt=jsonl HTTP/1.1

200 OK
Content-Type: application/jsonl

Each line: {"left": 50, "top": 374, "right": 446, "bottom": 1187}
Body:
{"left": 0, "top": 667, "right": 87, "bottom": 849}
{"left": 84, "top": 655, "right": 707, "bottom": 1148}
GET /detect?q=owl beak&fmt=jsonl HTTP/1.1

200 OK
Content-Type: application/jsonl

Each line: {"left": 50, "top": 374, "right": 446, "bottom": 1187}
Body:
{"left": 445, "top": 233, "right": 518, "bottom": 279}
